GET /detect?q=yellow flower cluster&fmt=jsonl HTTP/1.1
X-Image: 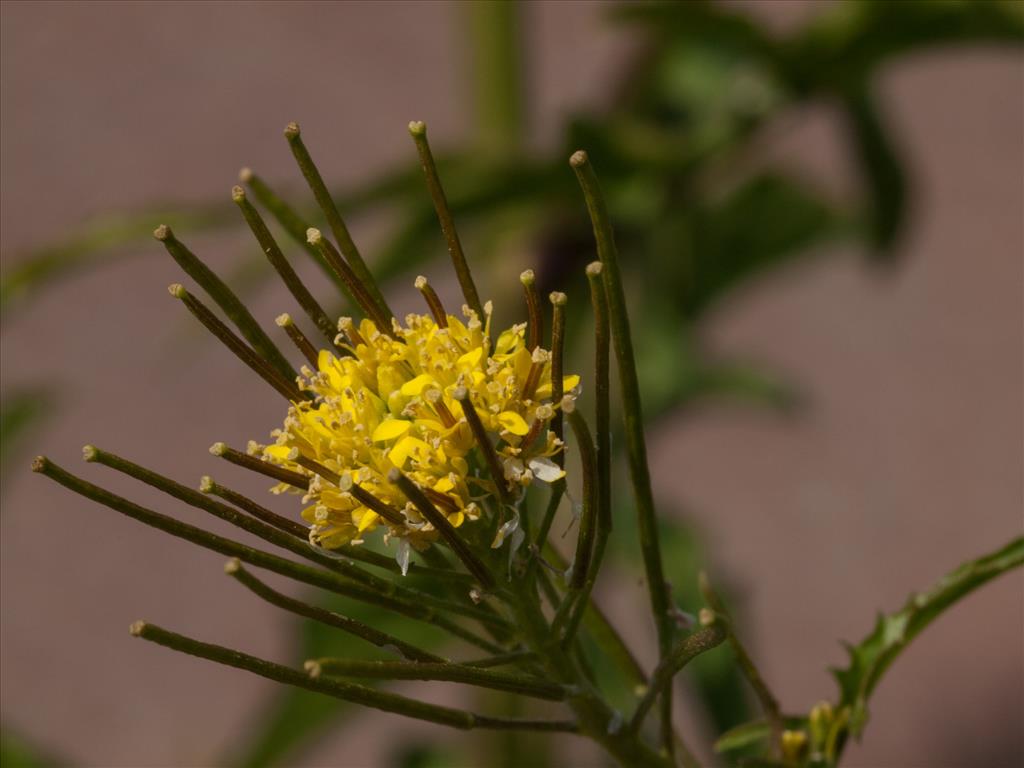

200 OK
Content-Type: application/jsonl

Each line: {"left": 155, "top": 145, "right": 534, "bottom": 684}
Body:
{"left": 257, "top": 304, "right": 578, "bottom": 550}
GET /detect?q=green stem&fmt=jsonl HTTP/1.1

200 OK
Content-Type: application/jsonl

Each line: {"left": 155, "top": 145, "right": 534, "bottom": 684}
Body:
{"left": 566, "top": 411, "right": 597, "bottom": 593}
{"left": 520, "top": 270, "right": 543, "bottom": 352}
{"left": 463, "top": 650, "right": 538, "bottom": 669}
{"left": 453, "top": 387, "right": 514, "bottom": 507}
{"left": 283, "top": 122, "right": 390, "bottom": 316}
{"left": 200, "top": 475, "right": 309, "bottom": 539}
{"left": 571, "top": 151, "right": 675, "bottom": 753}
{"left": 167, "top": 284, "right": 304, "bottom": 402}
{"left": 226, "top": 559, "right": 444, "bottom": 663}
{"left": 307, "top": 228, "right": 394, "bottom": 333}
{"left": 239, "top": 167, "right": 344, "bottom": 291}
{"left": 463, "top": 0, "right": 525, "bottom": 156}
{"left": 629, "top": 622, "right": 727, "bottom": 735}
{"left": 233, "top": 186, "right": 339, "bottom": 349}
{"left": 86, "top": 445, "right": 507, "bottom": 630}
{"left": 507, "top": 580, "right": 672, "bottom": 768}
{"left": 389, "top": 468, "right": 496, "bottom": 591}
{"left": 131, "top": 621, "right": 574, "bottom": 732}
{"left": 153, "top": 225, "right": 296, "bottom": 383}
{"left": 701, "top": 572, "right": 783, "bottom": 753}
{"left": 275, "top": 313, "right": 320, "bottom": 367}
{"left": 310, "top": 658, "right": 568, "bottom": 702}
{"left": 560, "top": 263, "right": 613, "bottom": 648}
{"left": 34, "top": 457, "right": 498, "bottom": 652}
{"left": 408, "top": 121, "right": 485, "bottom": 319}
{"left": 209, "top": 441, "right": 310, "bottom": 490}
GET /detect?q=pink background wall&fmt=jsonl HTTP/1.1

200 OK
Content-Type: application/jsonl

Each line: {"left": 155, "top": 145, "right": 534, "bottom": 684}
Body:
{"left": 2, "top": 2, "right": 1021, "bottom": 766}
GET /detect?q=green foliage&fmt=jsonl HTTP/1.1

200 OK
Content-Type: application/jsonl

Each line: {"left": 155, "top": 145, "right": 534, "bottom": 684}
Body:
{"left": 832, "top": 536, "right": 1024, "bottom": 741}
{"left": 0, "top": 728, "right": 63, "bottom": 768}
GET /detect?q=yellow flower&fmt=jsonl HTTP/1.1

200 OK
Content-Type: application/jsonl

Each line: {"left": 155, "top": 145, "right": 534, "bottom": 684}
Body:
{"left": 257, "top": 303, "right": 579, "bottom": 550}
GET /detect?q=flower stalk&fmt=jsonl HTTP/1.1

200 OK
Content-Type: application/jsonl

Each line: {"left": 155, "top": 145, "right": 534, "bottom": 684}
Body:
{"left": 571, "top": 150, "right": 676, "bottom": 754}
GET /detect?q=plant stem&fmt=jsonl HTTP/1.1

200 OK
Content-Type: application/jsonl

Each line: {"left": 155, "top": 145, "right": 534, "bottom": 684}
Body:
{"left": 463, "top": 650, "right": 538, "bottom": 669}
{"left": 153, "top": 225, "right": 296, "bottom": 383}
{"left": 131, "top": 621, "right": 574, "bottom": 732}
{"left": 463, "top": 0, "right": 525, "bottom": 156}
{"left": 209, "top": 441, "right": 310, "bottom": 490}
{"left": 283, "top": 122, "right": 390, "bottom": 316}
{"left": 629, "top": 623, "right": 727, "bottom": 735}
{"left": 571, "top": 150, "right": 675, "bottom": 754}
{"left": 453, "top": 387, "right": 514, "bottom": 507}
{"left": 701, "top": 572, "right": 783, "bottom": 753}
{"left": 274, "top": 314, "right": 320, "bottom": 368}
{"left": 239, "top": 167, "right": 344, "bottom": 291}
{"left": 225, "top": 559, "right": 444, "bottom": 663}
{"left": 307, "top": 228, "right": 394, "bottom": 334}
{"left": 389, "top": 468, "right": 496, "bottom": 591}
{"left": 309, "top": 658, "right": 568, "bottom": 702}
{"left": 168, "top": 284, "right": 304, "bottom": 402}
{"left": 233, "top": 186, "right": 339, "bottom": 349}
{"left": 408, "top": 121, "right": 485, "bottom": 319}
{"left": 33, "top": 457, "right": 498, "bottom": 652}
{"left": 200, "top": 475, "right": 309, "bottom": 539}
{"left": 507, "top": 580, "right": 672, "bottom": 768}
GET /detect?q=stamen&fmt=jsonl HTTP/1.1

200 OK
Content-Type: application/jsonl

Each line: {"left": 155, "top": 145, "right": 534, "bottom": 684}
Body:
{"left": 286, "top": 454, "right": 405, "bottom": 527}
{"left": 209, "top": 441, "right": 310, "bottom": 490}
{"left": 414, "top": 275, "right": 448, "bottom": 328}
{"left": 548, "top": 291, "right": 568, "bottom": 465}
{"left": 521, "top": 347, "right": 550, "bottom": 402}
{"left": 349, "top": 484, "right": 408, "bottom": 528}
{"left": 154, "top": 225, "right": 296, "bottom": 384}
{"left": 408, "top": 121, "right": 484, "bottom": 319}
{"left": 275, "top": 314, "right": 319, "bottom": 368}
{"left": 520, "top": 270, "right": 542, "bottom": 352}
{"left": 338, "top": 317, "right": 366, "bottom": 347}
{"left": 307, "top": 228, "right": 395, "bottom": 336}
{"left": 585, "top": 263, "right": 611, "bottom": 535}
{"left": 200, "top": 475, "right": 309, "bottom": 539}
{"left": 233, "top": 185, "right": 341, "bottom": 350}
{"left": 452, "top": 387, "right": 513, "bottom": 506}
{"left": 168, "top": 284, "right": 305, "bottom": 402}
{"left": 283, "top": 122, "right": 390, "bottom": 316}
{"left": 388, "top": 467, "right": 495, "bottom": 590}
{"left": 424, "top": 388, "right": 457, "bottom": 428}
{"left": 239, "top": 167, "right": 342, "bottom": 289}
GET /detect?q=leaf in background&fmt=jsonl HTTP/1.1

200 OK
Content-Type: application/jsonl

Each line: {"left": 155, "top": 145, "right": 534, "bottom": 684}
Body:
{"left": 839, "top": 84, "right": 906, "bottom": 258}
{"left": 0, "top": 727, "right": 64, "bottom": 768}
{"left": 713, "top": 715, "right": 806, "bottom": 757}
{"left": 832, "top": 536, "right": 1024, "bottom": 739}
{"left": 681, "top": 173, "right": 849, "bottom": 320}
{"left": 0, "top": 203, "right": 235, "bottom": 315}
{"left": 0, "top": 389, "right": 54, "bottom": 469}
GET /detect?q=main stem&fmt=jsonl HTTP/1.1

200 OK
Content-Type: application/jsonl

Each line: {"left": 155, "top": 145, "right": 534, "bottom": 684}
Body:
{"left": 507, "top": 580, "right": 672, "bottom": 768}
{"left": 571, "top": 151, "right": 676, "bottom": 752}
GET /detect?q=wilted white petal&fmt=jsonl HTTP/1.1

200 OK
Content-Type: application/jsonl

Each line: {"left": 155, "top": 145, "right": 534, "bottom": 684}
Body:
{"left": 395, "top": 539, "right": 412, "bottom": 576}
{"left": 528, "top": 457, "right": 565, "bottom": 483}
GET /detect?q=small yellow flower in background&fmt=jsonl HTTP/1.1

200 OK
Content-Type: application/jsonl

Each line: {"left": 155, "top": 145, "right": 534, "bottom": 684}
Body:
{"left": 257, "top": 299, "right": 579, "bottom": 551}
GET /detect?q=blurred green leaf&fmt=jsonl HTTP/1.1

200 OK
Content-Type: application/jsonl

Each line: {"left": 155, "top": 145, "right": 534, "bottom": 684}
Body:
{"left": 840, "top": 84, "right": 906, "bottom": 256}
{"left": 713, "top": 715, "right": 806, "bottom": 756}
{"left": 0, "top": 203, "right": 234, "bottom": 315}
{"left": 0, "top": 389, "right": 53, "bottom": 468}
{"left": 0, "top": 728, "right": 63, "bottom": 768}
{"left": 682, "top": 174, "right": 849, "bottom": 319}
{"left": 832, "top": 536, "right": 1024, "bottom": 739}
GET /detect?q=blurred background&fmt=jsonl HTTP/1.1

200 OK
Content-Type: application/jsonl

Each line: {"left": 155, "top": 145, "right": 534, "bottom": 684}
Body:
{"left": 1, "top": 1, "right": 1021, "bottom": 766}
